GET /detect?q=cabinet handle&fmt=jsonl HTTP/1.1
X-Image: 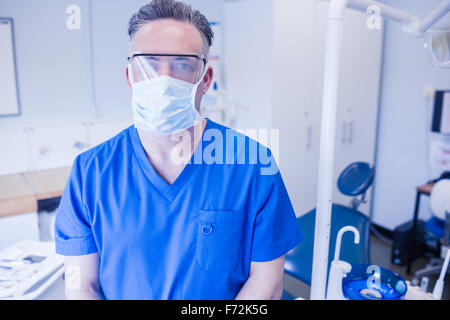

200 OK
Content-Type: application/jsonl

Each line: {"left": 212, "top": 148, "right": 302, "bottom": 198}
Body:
{"left": 39, "top": 146, "right": 53, "bottom": 155}
{"left": 73, "top": 141, "right": 86, "bottom": 150}
{"left": 342, "top": 122, "right": 347, "bottom": 144}
{"left": 348, "top": 121, "right": 354, "bottom": 144}
{"left": 306, "top": 126, "right": 312, "bottom": 150}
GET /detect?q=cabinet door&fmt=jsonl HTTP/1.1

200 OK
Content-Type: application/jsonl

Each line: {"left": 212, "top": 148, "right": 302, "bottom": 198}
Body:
{"left": 88, "top": 118, "right": 132, "bottom": 148}
{"left": 0, "top": 212, "right": 39, "bottom": 251}
{"left": 0, "top": 128, "right": 31, "bottom": 175}
{"left": 28, "top": 124, "right": 89, "bottom": 170}
{"left": 271, "top": 0, "right": 319, "bottom": 216}
{"left": 337, "top": 8, "right": 383, "bottom": 216}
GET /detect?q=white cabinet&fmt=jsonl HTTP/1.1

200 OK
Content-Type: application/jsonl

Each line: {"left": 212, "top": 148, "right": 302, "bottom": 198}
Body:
{"left": 0, "top": 128, "right": 31, "bottom": 175}
{"left": 87, "top": 118, "right": 133, "bottom": 147}
{"left": 224, "top": 0, "right": 382, "bottom": 217}
{"left": 28, "top": 123, "right": 89, "bottom": 171}
{"left": 271, "top": 0, "right": 319, "bottom": 216}
{"left": 0, "top": 117, "right": 132, "bottom": 176}
{"left": 0, "top": 212, "right": 39, "bottom": 251}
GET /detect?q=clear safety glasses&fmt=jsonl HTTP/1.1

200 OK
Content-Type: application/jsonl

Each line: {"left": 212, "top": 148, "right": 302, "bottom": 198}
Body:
{"left": 128, "top": 53, "right": 207, "bottom": 84}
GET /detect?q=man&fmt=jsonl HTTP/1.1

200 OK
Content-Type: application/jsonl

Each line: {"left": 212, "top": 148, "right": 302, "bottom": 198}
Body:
{"left": 55, "top": 0, "right": 302, "bottom": 300}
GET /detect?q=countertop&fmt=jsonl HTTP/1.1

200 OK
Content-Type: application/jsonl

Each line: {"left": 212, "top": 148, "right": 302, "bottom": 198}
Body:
{"left": 0, "top": 167, "right": 71, "bottom": 218}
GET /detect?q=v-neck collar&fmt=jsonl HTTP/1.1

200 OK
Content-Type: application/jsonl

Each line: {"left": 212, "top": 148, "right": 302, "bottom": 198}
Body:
{"left": 129, "top": 118, "right": 211, "bottom": 202}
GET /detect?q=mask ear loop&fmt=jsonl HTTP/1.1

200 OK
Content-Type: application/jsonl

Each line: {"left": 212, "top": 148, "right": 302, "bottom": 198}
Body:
{"left": 128, "top": 63, "right": 134, "bottom": 84}
{"left": 191, "top": 65, "right": 209, "bottom": 116}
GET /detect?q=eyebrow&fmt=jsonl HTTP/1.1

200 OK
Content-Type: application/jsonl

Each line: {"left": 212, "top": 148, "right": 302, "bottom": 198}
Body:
{"left": 130, "top": 53, "right": 201, "bottom": 58}
{"left": 127, "top": 53, "right": 206, "bottom": 64}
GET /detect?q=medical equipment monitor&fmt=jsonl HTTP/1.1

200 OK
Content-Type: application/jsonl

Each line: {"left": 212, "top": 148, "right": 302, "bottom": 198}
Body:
{"left": 432, "top": 90, "right": 450, "bottom": 135}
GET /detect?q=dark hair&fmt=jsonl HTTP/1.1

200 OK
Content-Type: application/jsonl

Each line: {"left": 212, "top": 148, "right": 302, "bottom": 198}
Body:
{"left": 128, "top": 0, "right": 214, "bottom": 55}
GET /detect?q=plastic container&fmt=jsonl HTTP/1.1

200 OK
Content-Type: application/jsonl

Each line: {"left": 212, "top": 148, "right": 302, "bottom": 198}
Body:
{"left": 342, "top": 264, "right": 407, "bottom": 300}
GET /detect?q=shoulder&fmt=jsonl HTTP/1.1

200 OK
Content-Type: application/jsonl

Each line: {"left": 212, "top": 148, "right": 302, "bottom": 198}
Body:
{"left": 204, "top": 118, "right": 274, "bottom": 165}
{"left": 205, "top": 118, "right": 259, "bottom": 144}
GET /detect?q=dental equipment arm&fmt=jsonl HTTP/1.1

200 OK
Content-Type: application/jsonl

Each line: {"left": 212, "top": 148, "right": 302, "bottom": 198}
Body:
{"left": 311, "top": 0, "right": 450, "bottom": 300}
{"left": 64, "top": 253, "right": 104, "bottom": 300}
{"left": 414, "top": 0, "right": 450, "bottom": 34}
{"left": 346, "top": 0, "right": 450, "bottom": 36}
{"left": 346, "top": 0, "right": 450, "bottom": 35}
{"left": 347, "top": 0, "right": 418, "bottom": 24}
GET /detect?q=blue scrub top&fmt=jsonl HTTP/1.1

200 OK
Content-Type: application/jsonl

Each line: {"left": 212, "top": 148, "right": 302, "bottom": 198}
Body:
{"left": 54, "top": 118, "right": 303, "bottom": 299}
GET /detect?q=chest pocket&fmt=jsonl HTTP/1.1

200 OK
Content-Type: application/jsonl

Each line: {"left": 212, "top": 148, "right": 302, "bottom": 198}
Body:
{"left": 196, "top": 209, "right": 247, "bottom": 271}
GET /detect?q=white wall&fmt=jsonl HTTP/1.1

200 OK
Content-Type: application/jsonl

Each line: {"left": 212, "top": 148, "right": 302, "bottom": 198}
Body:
{"left": 372, "top": 0, "right": 450, "bottom": 230}
{"left": 0, "top": 0, "right": 93, "bottom": 126}
{"left": 224, "top": 0, "right": 274, "bottom": 131}
{"left": 0, "top": 0, "right": 224, "bottom": 128}
{"left": 224, "top": 0, "right": 383, "bottom": 218}
{"left": 0, "top": 0, "right": 225, "bottom": 175}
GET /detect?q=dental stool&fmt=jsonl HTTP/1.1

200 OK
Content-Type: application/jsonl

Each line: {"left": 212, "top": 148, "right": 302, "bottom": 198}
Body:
{"left": 337, "top": 162, "right": 375, "bottom": 211}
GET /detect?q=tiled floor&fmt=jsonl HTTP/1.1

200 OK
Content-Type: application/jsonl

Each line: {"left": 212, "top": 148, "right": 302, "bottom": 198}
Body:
{"left": 283, "top": 233, "right": 450, "bottom": 300}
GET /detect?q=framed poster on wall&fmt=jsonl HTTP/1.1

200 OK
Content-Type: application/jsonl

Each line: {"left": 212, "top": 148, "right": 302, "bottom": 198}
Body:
{"left": 432, "top": 90, "right": 450, "bottom": 135}
{"left": 0, "top": 18, "right": 20, "bottom": 117}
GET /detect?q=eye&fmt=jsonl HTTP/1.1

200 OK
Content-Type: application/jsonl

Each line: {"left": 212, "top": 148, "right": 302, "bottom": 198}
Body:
{"left": 174, "top": 62, "right": 194, "bottom": 73}
{"left": 143, "top": 57, "right": 161, "bottom": 71}
{"left": 149, "top": 61, "right": 161, "bottom": 72}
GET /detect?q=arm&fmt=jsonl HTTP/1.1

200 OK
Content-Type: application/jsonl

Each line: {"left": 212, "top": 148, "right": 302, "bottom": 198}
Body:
{"left": 64, "top": 252, "right": 104, "bottom": 300}
{"left": 234, "top": 255, "right": 285, "bottom": 300}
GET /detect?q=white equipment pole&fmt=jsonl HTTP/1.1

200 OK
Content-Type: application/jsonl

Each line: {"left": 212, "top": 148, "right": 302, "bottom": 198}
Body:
{"left": 310, "top": 0, "right": 349, "bottom": 300}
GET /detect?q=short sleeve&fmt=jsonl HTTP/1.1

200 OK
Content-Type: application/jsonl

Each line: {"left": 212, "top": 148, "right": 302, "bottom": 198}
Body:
{"left": 250, "top": 158, "right": 303, "bottom": 262}
{"left": 54, "top": 156, "right": 97, "bottom": 256}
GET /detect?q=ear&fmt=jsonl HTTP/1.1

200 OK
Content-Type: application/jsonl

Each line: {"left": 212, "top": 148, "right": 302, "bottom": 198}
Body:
{"left": 125, "top": 64, "right": 132, "bottom": 89}
{"left": 201, "top": 65, "right": 214, "bottom": 94}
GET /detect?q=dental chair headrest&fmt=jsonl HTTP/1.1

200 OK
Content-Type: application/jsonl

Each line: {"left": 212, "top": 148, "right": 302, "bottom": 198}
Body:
{"left": 430, "top": 179, "right": 450, "bottom": 221}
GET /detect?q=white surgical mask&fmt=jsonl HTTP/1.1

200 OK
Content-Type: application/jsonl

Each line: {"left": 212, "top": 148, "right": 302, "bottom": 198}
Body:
{"left": 130, "top": 69, "right": 206, "bottom": 135}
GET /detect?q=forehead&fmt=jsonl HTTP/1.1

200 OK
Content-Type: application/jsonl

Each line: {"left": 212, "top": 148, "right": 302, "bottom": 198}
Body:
{"left": 131, "top": 18, "right": 204, "bottom": 56}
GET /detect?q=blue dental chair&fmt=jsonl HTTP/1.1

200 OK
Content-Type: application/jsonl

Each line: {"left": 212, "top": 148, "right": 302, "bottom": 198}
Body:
{"left": 282, "top": 162, "right": 374, "bottom": 300}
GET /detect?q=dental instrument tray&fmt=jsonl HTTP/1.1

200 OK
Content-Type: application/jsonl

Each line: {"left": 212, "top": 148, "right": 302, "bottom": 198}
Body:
{"left": 342, "top": 264, "right": 407, "bottom": 300}
{"left": 0, "top": 239, "right": 64, "bottom": 299}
